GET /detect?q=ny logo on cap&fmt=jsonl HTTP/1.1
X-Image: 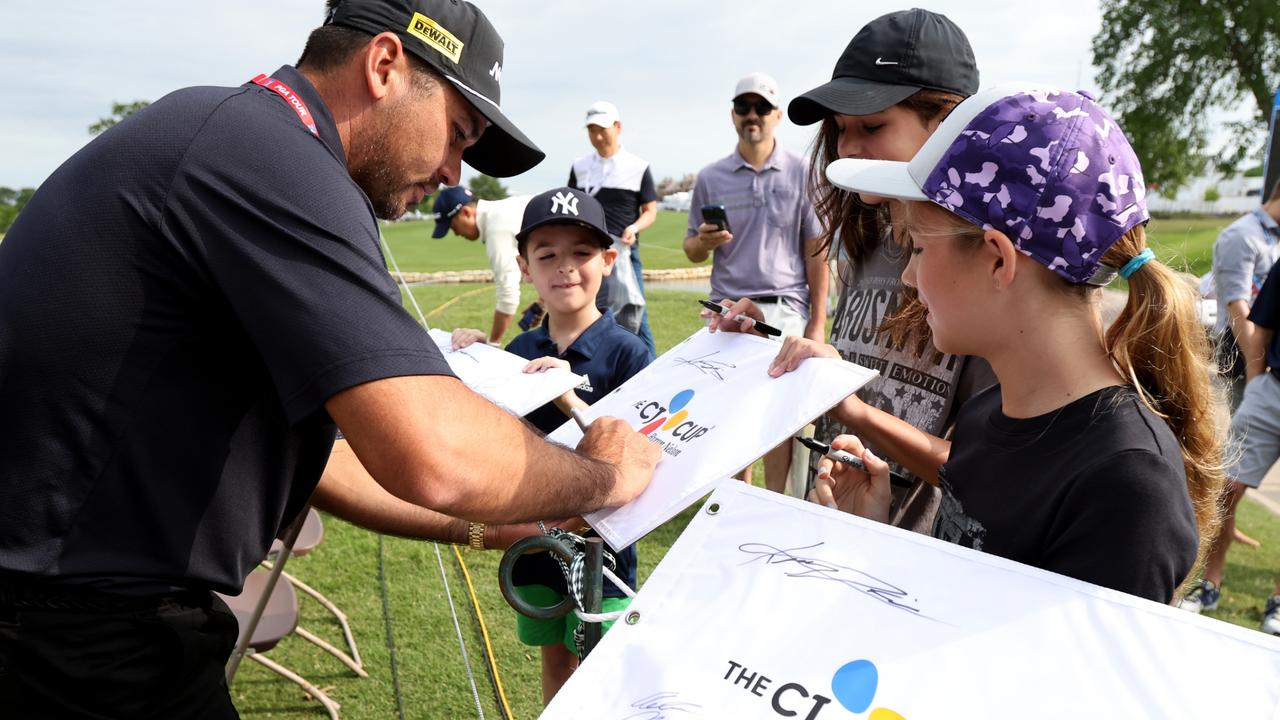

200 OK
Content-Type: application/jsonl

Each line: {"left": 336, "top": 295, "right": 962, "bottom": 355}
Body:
{"left": 550, "top": 191, "right": 579, "bottom": 216}
{"left": 489, "top": 61, "right": 502, "bottom": 83}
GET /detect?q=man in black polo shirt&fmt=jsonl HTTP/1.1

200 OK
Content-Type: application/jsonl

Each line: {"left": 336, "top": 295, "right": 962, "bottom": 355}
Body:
{"left": 0, "top": 1, "right": 659, "bottom": 716}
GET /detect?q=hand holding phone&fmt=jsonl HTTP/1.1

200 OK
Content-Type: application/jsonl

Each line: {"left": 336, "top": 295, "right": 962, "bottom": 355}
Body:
{"left": 701, "top": 204, "right": 731, "bottom": 234}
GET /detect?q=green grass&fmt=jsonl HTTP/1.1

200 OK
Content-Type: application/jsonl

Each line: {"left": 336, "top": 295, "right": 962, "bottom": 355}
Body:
{"left": 1146, "top": 215, "right": 1231, "bottom": 278}
{"left": 1198, "top": 497, "right": 1280, "bottom": 630}
{"left": 384, "top": 211, "right": 1230, "bottom": 278}
{"left": 381, "top": 210, "right": 703, "bottom": 273}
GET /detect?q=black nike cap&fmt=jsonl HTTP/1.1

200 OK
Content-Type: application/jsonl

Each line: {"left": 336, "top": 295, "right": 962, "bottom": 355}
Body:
{"left": 327, "top": 0, "right": 545, "bottom": 177}
{"left": 788, "top": 8, "right": 978, "bottom": 125}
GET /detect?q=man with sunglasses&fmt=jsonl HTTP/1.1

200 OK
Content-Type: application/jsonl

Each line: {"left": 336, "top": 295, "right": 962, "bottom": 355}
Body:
{"left": 684, "top": 73, "right": 825, "bottom": 493}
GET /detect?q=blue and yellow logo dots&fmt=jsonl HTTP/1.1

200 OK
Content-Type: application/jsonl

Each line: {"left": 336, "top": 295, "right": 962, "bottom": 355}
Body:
{"left": 831, "top": 660, "right": 904, "bottom": 719}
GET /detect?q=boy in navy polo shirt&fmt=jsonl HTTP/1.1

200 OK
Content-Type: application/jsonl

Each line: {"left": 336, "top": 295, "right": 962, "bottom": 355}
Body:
{"left": 452, "top": 186, "right": 649, "bottom": 703}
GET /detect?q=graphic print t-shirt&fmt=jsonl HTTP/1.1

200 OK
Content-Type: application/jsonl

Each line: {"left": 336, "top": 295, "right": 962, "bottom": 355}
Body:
{"left": 810, "top": 240, "right": 995, "bottom": 525}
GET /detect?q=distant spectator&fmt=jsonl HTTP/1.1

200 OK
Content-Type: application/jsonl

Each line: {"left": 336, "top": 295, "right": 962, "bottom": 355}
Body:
{"left": 569, "top": 101, "right": 658, "bottom": 358}
{"left": 433, "top": 185, "right": 533, "bottom": 343}
{"left": 1181, "top": 180, "right": 1280, "bottom": 616}
{"left": 685, "top": 72, "right": 825, "bottom": 492}
{"left": 1209, "top": 182, "right": 1280, "bottom": 409}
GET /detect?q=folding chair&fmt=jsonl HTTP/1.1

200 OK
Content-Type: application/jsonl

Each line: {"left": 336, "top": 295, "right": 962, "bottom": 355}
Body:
{"left": 264, "top": 507, "right": 366, "bottom": 677}
{"left": 218, "top": 567, "right": 341, "bottom": 720}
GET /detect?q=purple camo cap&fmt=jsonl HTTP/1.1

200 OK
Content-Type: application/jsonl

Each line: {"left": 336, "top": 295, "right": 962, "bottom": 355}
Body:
{"left": 827, "top": 83, "right": 1149, "bottom": 284}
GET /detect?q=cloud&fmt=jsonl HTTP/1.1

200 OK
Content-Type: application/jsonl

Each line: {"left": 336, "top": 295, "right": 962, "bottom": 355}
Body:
{"left": 0, "top": 0, "right": 1104, "bottom": 193}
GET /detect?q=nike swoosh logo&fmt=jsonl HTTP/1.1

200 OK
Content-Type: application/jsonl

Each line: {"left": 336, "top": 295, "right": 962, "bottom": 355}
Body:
{"left": 875, "top": 58, "right": 899, "bottom": 65}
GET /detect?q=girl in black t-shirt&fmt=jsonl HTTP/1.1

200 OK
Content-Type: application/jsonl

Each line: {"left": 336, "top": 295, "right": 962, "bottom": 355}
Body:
{"left": 796, "top": 84, "right": 1227, "bottom": 604}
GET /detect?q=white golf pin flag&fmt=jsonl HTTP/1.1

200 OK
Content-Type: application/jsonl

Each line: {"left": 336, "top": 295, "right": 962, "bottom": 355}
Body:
{"left": 544, "top": 481, "right": 1280, "bottom": 719}
{"left": 428, "top": 329, "right": 585, "bottom": 417}
{"left": 546, "top": 328, "right": 878, "bottom": 549}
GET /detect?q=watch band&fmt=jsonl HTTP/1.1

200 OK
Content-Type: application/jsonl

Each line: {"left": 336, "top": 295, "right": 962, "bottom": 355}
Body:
{"left": 467, "top": 522, "right": 485, "bottom": 550}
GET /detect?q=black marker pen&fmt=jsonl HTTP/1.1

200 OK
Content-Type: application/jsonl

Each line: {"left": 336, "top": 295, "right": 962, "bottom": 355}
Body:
{"left": 796, "top": 436, "right": 913, "bottom": 490}
{"left": 697, "top": 299, "right": 782, "bottom": 337}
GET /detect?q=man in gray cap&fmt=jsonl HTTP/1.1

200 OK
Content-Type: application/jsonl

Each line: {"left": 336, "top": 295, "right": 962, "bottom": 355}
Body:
{"left": 685, "top": 72, "right": 824, "bottom": 492}
{"left": 0, "top": 1, "right": 658, "bottom": 714}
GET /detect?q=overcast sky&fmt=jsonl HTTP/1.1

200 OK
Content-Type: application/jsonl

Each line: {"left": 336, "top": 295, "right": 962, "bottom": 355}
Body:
{"left": 0, "top": 1, "right": 1104, "bottom": 195}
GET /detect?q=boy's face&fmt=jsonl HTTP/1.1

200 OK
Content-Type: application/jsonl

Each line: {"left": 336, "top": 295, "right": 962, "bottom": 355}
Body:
{"left": 517, "top": 225, "right": 617, "bottom": 314}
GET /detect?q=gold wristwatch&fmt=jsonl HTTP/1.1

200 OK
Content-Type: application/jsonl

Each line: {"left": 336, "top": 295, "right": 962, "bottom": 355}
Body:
{"left": 467, "top": 522, "right": 485, "bottom": 550}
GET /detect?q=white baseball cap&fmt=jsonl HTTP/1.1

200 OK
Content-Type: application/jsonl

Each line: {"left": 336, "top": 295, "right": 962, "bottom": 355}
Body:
{"left": 584, "top": 100, "right": 621, "bottom": 127}
{"left": 733, "top": 72, "right": 781, "bottom": 108}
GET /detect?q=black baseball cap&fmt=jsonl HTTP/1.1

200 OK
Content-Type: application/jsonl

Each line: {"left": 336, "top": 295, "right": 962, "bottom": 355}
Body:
{"left": 788, "top": 8, "right": 978, "bottom": 125}
{"left": 326, "top": 0, "right": 545, "bottom": 177}
{"left": 516, "top": 187, "right": 614, "bottom": 254}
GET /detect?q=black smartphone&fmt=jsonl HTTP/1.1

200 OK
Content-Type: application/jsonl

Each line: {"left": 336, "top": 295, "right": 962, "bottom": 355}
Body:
{"left": 701, "top": 204, "right": 731, "bottom": 233}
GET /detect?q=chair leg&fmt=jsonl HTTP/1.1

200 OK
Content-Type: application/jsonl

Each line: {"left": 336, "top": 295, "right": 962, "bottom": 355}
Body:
{"left": 295, "top": 625, "right": 369, "bottom": 678}
{"left": 248, "top": 652, "right": 342, "bottom": 720}
{"left": 259, "top": 561, "right": 366, "bottom": 675}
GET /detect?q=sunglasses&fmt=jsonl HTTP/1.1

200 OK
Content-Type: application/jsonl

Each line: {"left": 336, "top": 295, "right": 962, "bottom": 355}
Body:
{"left": 733, "top": 98, "right": 775, "bottom": 117}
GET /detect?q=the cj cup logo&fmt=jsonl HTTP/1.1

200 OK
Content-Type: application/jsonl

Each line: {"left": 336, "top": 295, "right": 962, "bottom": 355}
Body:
{"left": 722, "top": 657, "right": 904, "bottom": 719}
{"left": 634, "top": 389, "right": 710, "bottom": 441}
{"left": 632, "top": 389, "right": 713, "bottom": 458}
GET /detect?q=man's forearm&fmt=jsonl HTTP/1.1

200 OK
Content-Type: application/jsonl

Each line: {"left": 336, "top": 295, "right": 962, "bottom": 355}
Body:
{"left": 634, "top": 202, "right": 658, "bottom": 232}
{"left": 1228, "top": 300, "right": 1266, "bottom": 379}
{"left": 829, "top": 395, "right": 950, "bottom": 484}
{"left": 490, "top": 310, "right": 514, "bottom": 343}
{"left": 313, "top": 441, "right": 470, "bottom": 543}
{"left": 327, "top": 375, "right": 620, "bottom": 524}
{"left": 804, "top": 238, "right": 829, "bottom": 337}
{"left": 683, "top": 233, "right": 711, "bottom": 263}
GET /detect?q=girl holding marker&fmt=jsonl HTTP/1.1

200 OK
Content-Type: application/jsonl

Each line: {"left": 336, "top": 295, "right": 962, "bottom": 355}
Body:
{"left": 707, "top": 9, "right": 995, "bottom": 530}
{"left": 797, "top": 84, "right": 1225, "bottom": 603}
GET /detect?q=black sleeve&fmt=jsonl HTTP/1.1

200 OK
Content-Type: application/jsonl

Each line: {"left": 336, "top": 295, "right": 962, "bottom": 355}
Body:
{"left": 639, "top": 167, "right": 658, "bottom": 204}
{"left": 163, "top": 97, "right": 453, "bottom": 424}
{"left": 1249, "top": 261, "right": 1280, "bottom": 331}
{"left": 568, "top": 167, "right": 579, "bottom": 190}
{"left": 1040, "top": 450, "right": 1198, "bottom": 603}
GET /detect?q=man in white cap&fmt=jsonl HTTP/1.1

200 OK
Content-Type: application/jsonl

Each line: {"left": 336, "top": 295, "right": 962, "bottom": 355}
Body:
{"left": 684, "top": 72, "right": 825, "bottom": 493}
{"left": 570, "top": 100, "right": 659, "bottom": 357}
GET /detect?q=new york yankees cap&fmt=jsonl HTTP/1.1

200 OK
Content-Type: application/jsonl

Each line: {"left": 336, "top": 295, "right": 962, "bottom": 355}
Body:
{"left": 516, "top": 187, "right": 613, "bottom": 253}
{"left": 326, "top": 0, "right": 545, "bottom": 177}
{"left": 826, "top": 83, "right": 1149, "bottom": 285}
{"left": 788, "top": 8, "right": 978, "bottom": 125}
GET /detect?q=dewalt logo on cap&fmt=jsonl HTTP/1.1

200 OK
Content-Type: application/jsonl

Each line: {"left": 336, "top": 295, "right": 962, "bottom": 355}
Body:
{"left": 407, "top": 12, "right": 463, "bottom": 63}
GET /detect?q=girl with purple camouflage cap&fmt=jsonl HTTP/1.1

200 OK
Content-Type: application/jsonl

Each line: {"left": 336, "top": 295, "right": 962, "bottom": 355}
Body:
{"left": 807, "top": 84, "right": 1226, "bottom": 603}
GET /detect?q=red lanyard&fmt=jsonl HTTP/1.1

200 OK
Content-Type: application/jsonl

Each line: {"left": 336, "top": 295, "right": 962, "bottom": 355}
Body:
{"left": 250, "top": 74, "right": 318, "bottom": 137}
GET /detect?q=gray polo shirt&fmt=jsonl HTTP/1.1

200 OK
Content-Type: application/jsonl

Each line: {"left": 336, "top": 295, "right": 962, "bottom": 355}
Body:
{"left": 1212, "top": 207, "right": 1280, "bottom": 333}
{"left": 686, "top": 144, "right": 819, "bottom": 312}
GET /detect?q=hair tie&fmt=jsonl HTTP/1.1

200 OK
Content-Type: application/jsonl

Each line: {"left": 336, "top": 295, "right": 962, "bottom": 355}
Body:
{"left": 1118, "top": 248, "right": 1154, "bottom": 279}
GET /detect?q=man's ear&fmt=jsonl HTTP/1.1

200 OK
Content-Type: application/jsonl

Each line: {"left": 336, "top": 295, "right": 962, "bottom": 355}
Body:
{"left": 982, "top": 227, "right": 1020, "bottom": 290}
{"left": 362, "top": 32, "right": 409, "bottom": 102}
{"left": 516, "top": 254, "right": 531, "bottom": 282}
{"left": 600, "top": 246, "right": 618, "bottom": 277}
